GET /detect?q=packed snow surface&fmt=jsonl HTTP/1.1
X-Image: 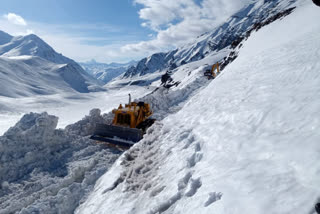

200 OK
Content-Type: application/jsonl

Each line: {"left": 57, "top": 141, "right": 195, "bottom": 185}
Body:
{"left": 77, "top": 3, "right": 320, "bottom": 214}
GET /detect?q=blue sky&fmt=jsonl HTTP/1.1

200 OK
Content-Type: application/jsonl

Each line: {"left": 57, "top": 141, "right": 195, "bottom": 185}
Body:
{"left": 0, "top": 0, "right": 249, "bottom": 63}
{"left": 0, "top": 0, "right": 153, "bottom": 45}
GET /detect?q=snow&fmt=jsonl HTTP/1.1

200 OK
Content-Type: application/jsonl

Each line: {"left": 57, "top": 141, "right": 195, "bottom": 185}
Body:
{"left": 76, "top": 2, "right": 320, "bottom": 214}
{"left": 1, "top": 0, "right": 320, "bottom": 213}
{"left": 0, "top": 86, "right": 150, "bottom": 136}
{"left": 134, "top": 51, "right": 227, "bottom": 121}
{"left": 0, "top": 81, "right": 152, "bottom": 213}
{"left": 0, "top": 111, "right": 122, "bottom": 214}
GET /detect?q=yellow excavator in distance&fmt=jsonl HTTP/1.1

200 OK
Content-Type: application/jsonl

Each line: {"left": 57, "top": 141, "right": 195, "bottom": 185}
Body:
{"left": 204, "top": 62, "right": 220, "bottom": 79}
{"left": 90, "top": 94, "right": 155, "bottom": 148}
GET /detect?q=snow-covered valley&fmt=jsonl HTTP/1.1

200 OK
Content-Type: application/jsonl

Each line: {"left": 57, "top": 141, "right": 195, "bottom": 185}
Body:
{"left": 1, "top": 0, "right": 320, "bottom": 213}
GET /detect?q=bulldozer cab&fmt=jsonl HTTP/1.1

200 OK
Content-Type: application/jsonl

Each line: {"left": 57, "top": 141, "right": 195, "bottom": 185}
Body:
{"left": 113, "top": 109, "right": 135, "bottom": 128}
{"left": 112, "top": 102, "right": 152, "bottom": 128}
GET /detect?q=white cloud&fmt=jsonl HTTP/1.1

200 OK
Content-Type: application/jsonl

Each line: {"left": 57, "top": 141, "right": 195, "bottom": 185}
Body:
{"left": 135, "top": 0, "right": 193, "bottom": 31}
{"left": 3, "top": 13, "right": 27, "bottom": 26}
{"left": 123, "top": 0, "right": 253, "bottom": 56}
{"left": 0, "top": 16, "right": 31, "bottom": 36}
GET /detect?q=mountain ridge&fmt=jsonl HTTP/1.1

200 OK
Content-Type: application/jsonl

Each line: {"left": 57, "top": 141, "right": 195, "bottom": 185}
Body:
{"left": 121, "top": 0, "right": 299, "bottom": 79}
{"left": 80, "top": 60, "right": 137, "bottom": 84}
{"left": 0, "top": 30, "right": 104, "bottom": 97}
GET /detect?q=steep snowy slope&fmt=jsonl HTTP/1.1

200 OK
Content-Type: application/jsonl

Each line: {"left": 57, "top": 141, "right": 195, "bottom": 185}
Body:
{"left": 0, "top": 55, "right": 103, "bottom": 97}
{"left": 121, "top": 0, "right": 298, "bottom": 79}
{"left": 0, "top": 31, "right": 103, "bottom": 97}
{"left": 0, "top": 31, "right": 12, "bottom": 45}
{"left": 0, "top": 56, "right": 68, "bottom": 97}
{"left": 76, "top": 2, "right": 320, "bottom": 214}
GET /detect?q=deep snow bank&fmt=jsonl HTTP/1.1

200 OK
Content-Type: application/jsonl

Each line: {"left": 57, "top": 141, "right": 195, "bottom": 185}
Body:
{"left": 76, "top": 2, "right": 320, "bottom": 214}
{"left": 0, "top": 110, "right": 120, "bottom": 214}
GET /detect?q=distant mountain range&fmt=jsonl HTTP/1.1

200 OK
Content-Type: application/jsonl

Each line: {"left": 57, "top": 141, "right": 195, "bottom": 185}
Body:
{"left": 80, "top": 60, "right": 137, "bottom": 84}
{"left": 0, "top": 30, "right": 104, "bottom": 97}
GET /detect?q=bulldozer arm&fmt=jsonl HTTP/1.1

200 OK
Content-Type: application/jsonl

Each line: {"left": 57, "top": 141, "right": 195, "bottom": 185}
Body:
{"left": 90, "top": 124, "right": 143, "bottom": 147}
{"left": 204, "top": 63, "right": 220, "bottom": 79}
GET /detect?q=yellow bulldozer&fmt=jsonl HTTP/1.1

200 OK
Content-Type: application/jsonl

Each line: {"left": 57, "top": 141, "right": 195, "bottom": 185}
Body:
{"left": 90, "top": 94, "right": 155, "bottom": 148}
{"left": 204, "top": 62, "right": 220, "bottom": 79}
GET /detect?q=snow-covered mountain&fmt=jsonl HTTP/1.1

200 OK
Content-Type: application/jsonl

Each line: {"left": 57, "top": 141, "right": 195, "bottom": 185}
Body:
{"left": 0, "top": 31, "right": 12, "bottom": 45}
{"left": 1, "top": 0, "right": 320, "bottom": 213}
{"left": 0, "top": 31, "right": 104, "bottom": 97}
{"left": 80, "top": 60, "right": 137, "bottom": 84}
{"left": 122, "top": 0, "right": 298, "bottom": 79}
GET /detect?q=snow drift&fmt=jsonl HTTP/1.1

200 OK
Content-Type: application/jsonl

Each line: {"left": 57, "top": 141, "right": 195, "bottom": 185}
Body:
{"left": 0, "top": 110, "right": 120, "bottom": 214}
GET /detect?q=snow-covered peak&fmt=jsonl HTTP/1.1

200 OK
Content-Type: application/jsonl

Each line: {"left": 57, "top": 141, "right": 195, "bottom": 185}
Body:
{"left": 0, "top": 31, "right": 105, "bottom": 97}
{"left": 0, "top": 32, "right": 73, "bottom": 64}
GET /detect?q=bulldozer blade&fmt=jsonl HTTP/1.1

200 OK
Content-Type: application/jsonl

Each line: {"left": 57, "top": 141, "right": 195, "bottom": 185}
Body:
{"left": 90, "top": 124, "right": 143, "bottom": 147}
